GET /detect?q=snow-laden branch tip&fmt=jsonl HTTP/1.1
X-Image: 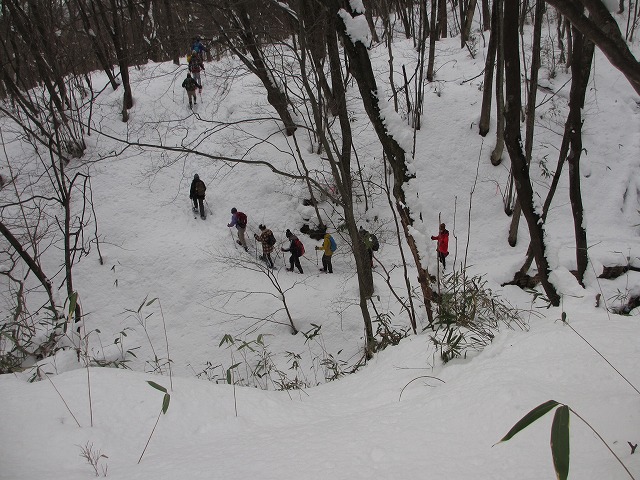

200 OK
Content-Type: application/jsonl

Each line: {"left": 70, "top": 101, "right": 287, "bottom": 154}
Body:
{"left": 337, "top": 8, "right": 371, "bottom": 48}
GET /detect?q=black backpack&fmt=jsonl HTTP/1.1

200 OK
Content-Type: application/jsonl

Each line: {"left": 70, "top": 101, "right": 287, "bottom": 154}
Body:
{"left": 195, "top": 180, "right": 206, "bottom": 196}
{"left": 371, "top": 234, "right": 379, "bottom": 251}
{"left": 267, "top": 231, "right": 276, "bottom": 246}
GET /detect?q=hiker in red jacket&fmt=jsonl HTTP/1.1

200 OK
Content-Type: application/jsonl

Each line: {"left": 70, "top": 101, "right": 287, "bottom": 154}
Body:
{"left": 431, "top": 223, "right": 449, "bottom": 269}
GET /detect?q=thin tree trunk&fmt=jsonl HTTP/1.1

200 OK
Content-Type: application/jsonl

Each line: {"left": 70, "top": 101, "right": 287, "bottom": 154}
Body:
{"left": 490, "top": 0, "right": 505, "bottom": 165}
{"left": 508, "top": 0, "right": 544, "bottom": 247}
{"left": 567, "top": 26, "right": 595, "bottom": 285}
{"left": 74, "top": 0, "right": 119, "bottom": 90}
{"left": 503, "top": 0, "right": 560, "bottom": 306}
{"left": 331, "top": 0, "right": 435, "bottom": 325}
{"left": 427, "top": 0, "right": 438, "bottom": 81}
{"left": 481, "top": 0, "right": 491, "bottom": 30}
{"left": 162, "top": 0, "right": 180, "bottom": 65}
{"left": 461, "top": 0, "right": 478, "bottom": 46}
{"left": 546, "top": 0, "right": 640, "bottom": 95}
{"left": 438, "top": 0, "right": 448, "bottom": 38}
{"left": 478, "top": 0, "right": 498, "bottom": 136}
{"left": 0, "top": 221, "right": 57, "bottom": 315}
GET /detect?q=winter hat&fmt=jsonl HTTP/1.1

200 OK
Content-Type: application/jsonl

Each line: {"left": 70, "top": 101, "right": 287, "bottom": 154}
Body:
{"left": 187, "top": 73, "right": 192, "bottom": 78}
{"left": 285, "top": 229, "right": 292, "bottom": 238}
{"left": 259, "top": 224, "right": 266, "bottom": 230}
{"left": 231, "top": 207, "right": 237, "bottom": 214}
{"left": 194, "top": 174, "right": 199, "bottom": 180}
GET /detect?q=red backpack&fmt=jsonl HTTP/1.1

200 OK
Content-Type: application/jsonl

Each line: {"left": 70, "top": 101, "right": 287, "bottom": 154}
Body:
{"left": 236, "top": 211, "right": 247, "bottom": 228}
{"left": 293, "top": 238, "right": 305, "bottom": 256}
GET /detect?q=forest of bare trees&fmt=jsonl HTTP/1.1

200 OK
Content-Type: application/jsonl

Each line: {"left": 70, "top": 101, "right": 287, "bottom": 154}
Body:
{"left": 0, "top": 0, "right": 639, "bottom": 371}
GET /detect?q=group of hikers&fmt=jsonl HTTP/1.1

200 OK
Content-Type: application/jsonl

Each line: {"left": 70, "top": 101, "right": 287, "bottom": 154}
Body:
{"left": 190, "top": 173, "right": 450, "bottom": 273}
{"left": 181, "top": 37, "right": 209, "bottom": 108}
{"left": 190, "top": 174, "right": 337, "bottom": 273}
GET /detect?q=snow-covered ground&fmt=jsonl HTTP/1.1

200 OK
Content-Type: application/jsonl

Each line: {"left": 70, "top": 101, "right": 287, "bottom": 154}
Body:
{"left": 1, "top": 12, "right": 640, "bottom": 480}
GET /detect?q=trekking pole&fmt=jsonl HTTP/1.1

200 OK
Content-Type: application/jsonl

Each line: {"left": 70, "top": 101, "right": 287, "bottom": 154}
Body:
{"left": 229, "top": 227, "right": 237, "bottom": 249}
{"left": 316, "top": 248, "right": 319, "bottom": 265}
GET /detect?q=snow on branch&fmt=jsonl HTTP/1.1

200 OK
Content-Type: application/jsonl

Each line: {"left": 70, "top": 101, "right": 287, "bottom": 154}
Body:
{"left": 337, "top": 7, "right": 371, "bottom": 48}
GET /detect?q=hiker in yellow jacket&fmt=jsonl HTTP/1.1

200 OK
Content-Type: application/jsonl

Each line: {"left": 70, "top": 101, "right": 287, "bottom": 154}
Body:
{"left": 315, "top": 233, "right": 336, "bottom": 273}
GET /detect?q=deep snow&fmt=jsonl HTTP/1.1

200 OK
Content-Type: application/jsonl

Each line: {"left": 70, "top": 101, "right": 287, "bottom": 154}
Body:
{"left": 1, "top": 10, "right": 640, "bottom": 480}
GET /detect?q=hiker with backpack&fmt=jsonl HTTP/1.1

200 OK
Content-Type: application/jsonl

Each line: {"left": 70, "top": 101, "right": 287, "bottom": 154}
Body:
{"left": 431, "top": 223, "right": 450, "bottom": 269}
{"left": 228, "top": 207, "right": 249, "bottom": 252}
{"left": 359, "top": 226, "right": 378, "bottom": 267}
{"left": 188, "top": 52, "right": 205, "bottom": 93}
{"left": 315, "top": 232, "right": 336, "bottom": 273}
{"left": 281, "top": 229, "right": 304, "bottom": 274}
{"left": 254, "top": 224, "right": 276, "bottom": 268}
{"left": 182, "top": 73, "right": 199, "bottom": 108}
{"left": 191, "top": 37, "right": 209, "bottom": 56}
{"left": 189, "top": 174, "right": 206, "bottom": 219}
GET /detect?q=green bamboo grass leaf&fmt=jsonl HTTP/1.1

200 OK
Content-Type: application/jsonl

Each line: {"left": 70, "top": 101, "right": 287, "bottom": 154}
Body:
{"left": 551, "top": 405, "right": 570, "bottom": 480}
{"left": 162, "top": 393, "right": 170, "bottom": 414}
{"left": 498, "top": 400, "right": 561, "bottom": 443}
{"left": 137, "top": 296, "right": 148, "bottom": 313}
{"left": 147, "top": 381, "right": 167, "bottom": 393}
{"left": 68, "top": 291, "right": 78, "bottom": 317}
{"left": 146, "top": 297, "right": 158, "bottom": 306}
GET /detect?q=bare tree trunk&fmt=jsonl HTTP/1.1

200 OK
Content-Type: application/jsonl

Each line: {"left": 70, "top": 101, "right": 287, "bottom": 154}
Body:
{"left": 503, "top": 0, "right": 560, "bottom": 306}
{"left": 427, "top": 0, "right": 438, "bottom": 81}
{"left": 213, "top": 3, "right": 297, "bottom": 135}
{"left": 481, "top": 0, "right": 491, "bottom": 30}
{"left": 546, "top": 0, "right": 640, "bottom": 95}
{"left": 478, "top": 0, "right": 498, "bottom": 136}
{"left": 74, "top": 0, "right": 119, "bottom": 90}
{"left": 162, "top": 0, "right": 180, "bottom": 65}
{"left": 490, "top": 0, "right": 505, "bottom": 165}
{"left": 567, "top": 26, "right": 595, "bottom": 285}
{"left": 0, "top": 221, "right": 57, "bottom": 315}
{"left": 461, "top": 0, "right": 478, "bottom": 46}
{"left": 364, "top": 4, "right": 380, "bottom": 43}
{"left": 565, "top": 17, "right": 573, "bottom": 70}
{"left": 508, "top": 0, "right": 545, "bottom": 247}
{"left": 292, "top": 1, "right": 376, "bottom": 356}
{"left": 331, "top": 0, "right": 435, "bottom": 325}
{"left": 93, "top": 0, "right": 133, "bottom": 117}
{"left": 556, "top": 11, "right": 566, "bottom": 65}
{"left": 438, "top": 0, "right": 448, "bottom": 38}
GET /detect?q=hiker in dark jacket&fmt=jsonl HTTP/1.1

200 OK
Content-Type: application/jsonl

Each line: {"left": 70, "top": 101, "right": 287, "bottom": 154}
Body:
{"left": 431, "top": 223, "right": 450, "bottom": 269}
{"left": 281, "top": 229, "right": 303, "bottom": 274}
{"left": 188, "top": 52, "right": 205, "bottom": 92}
{"left": 189, "top": 174, "right": 206, "bottom": 219}
{"left": 254, "top": 224, "right": 275, "bottom": 268}
{"left": 182, "top": 73, "right": 198, "bottom": 107}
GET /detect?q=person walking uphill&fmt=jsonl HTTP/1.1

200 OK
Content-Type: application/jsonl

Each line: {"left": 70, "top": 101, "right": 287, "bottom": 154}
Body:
{"left": 315, "top": 232, "right": 336, "bottom": 273}
{"left": 188, "top": 52, "right": 205, "bottom": 93}
{"left": 182, "top": 73, "right": 199, "bottom": 108}
{"left": 281, "top": 229, "right": 304, "bottom": 274}
{"left": 189, "top": 174, "right": 206, "bottom": 219}
{"left": 431, "top": 223, "right": 449, "bottom": 269}
{"left": 228, "top": 207, "right": 248, "bottom": 251}
{"left": 254, "top": 224, "right": 275, "bottom": 268}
